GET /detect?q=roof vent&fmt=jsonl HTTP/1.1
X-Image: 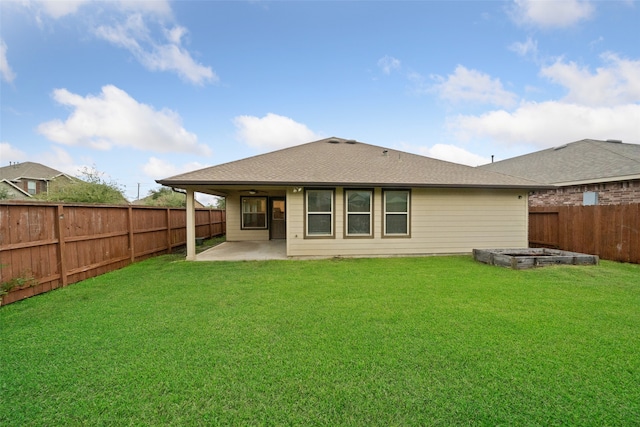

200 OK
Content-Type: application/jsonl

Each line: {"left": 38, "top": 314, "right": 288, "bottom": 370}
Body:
{"left": 606, "top": 139, "right": 622, "bottom": 143}
{"left": 553, "top": 144, "right": 568, "bottom": 151}
{"left": 344, "top": 139, "right": 357, "bottom": 144}
{"left": 326, "top": 138, "right": 340, "bottom": 144}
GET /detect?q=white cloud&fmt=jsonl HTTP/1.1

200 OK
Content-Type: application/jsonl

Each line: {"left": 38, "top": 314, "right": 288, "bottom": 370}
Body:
{"left": 449, "top": 102, "right": 640, "bottom": 148}
{"left": 30, "top": 0, "right": 171, "bottom": 19}
{"left": 35, "top": 0, "right": 90, "bottom": 19}
{"left": 377, "top": 55, "right": 401, "bottom": 75}
{"left": 446, "top": 50, "right": 640, "bottom": 149}
{"left": 95, "top": 13, "right": 145, "bottom": 51}
{"left": 143, "top": 157, "right": 221, "bottom": 205}
{"left": 0, "top": 143, "right": 87, "bottom": 176}
{"left": 19, "top": 1, "right": 209, "bottom": 84}
{"left": 233, "top": 113, "right": 322, "bottom": 150}
{"left": 143, "top": 157, "right": 207, "bottom": 179}
{"left": 0, "top": 39, "right": 16, "bottom": 83}
{"left": 509, "top": 37, "right": 538, "bottom": 59}
{"left": 431, "top": 65, "right": 518, "bottom": 108}
{"left": 95, "top": 14, "right": 216, "bottom": 85}
{"left": 117, "top": 0, "right": 172, "bottom": 17}
{"left": 37, "top": 85, "right": 211, "bottom": 156}
{"left": 0, "top": 142, "right": 27, "bottom": 162}
{"left": 510, "top": 0, "right": 594, "bottom": 28}
{"left": 165, "top": 25, "right": 186, "bottom": 45}
{"left": 35, "top": 146, "right": 87, "bottom": 176}
{"left": 540, "top": 53, "right": 640, "bottom": 106}
{"left": 418, "top": 144, "right": 491, "bottom": 166}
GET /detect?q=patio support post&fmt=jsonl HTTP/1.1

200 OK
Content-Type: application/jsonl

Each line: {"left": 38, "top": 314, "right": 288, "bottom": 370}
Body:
{"left": 186, "top": 188, "right": 196, "bottom": 260}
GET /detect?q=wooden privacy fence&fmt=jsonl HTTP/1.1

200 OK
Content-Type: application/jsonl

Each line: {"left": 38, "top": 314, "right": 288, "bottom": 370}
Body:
{"left": 529, "top": 204, "right": 640, "bottom": 264}
{"left": 0, "top": 201, "right": 226, "bottom": 306}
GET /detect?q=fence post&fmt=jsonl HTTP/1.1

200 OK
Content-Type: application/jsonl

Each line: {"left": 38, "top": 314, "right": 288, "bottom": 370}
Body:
{"left": 166, "top": 208, "right": 172, "bottom": 253}
{"left": 594, "top": 206, "right": 601, "bottom": 258}
{"left": 558, "top": 207, "right": 567, "bottom": 251}
{"left": 208, "top": 209, "right": 212, "bottom": 238}
{"left": 56, "top": 204, "right": 68, "bottom": 287}
{"left": 128, "top": 206, "right": 135, "bottom": 262}
{"left": 633, "top": 204, "right": 640, "bottom": 264}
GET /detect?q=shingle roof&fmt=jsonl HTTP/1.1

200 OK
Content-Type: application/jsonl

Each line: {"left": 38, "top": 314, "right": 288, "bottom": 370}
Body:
{"left": 0, "top": 162, "right": 67, "bottom": 181}
{"left": 479, "top": 139, "right": 640, "bottom": 185}
{"left": 158, "top": 137, "right": 547, "bottom": 189}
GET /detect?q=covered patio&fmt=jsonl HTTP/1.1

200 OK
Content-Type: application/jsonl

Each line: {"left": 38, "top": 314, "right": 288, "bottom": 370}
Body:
{"left": 196, "top": 240, "right": 287, "bottom": 261}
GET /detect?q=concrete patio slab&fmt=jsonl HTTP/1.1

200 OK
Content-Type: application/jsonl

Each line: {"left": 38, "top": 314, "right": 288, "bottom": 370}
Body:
{"left": 195, "top": 240, "right": 287, "bottom": 261}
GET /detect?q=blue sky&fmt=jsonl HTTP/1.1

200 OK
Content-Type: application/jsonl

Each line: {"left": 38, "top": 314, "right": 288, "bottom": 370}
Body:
{"left": 1, "top": 0, "right": 639, "bottom": 202}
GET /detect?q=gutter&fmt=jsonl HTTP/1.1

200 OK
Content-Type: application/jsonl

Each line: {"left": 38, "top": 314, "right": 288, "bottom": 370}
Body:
{"left": 552, "top": 173, "right": 640, "bottom": 187}
{"left": 156, "top": 180, "right": 554, "bottom": 191}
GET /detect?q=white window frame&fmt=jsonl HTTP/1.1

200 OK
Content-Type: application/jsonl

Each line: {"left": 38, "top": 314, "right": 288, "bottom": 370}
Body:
{"left": 305, "top": 189, "right": 334, "bottom": 237}
{"left": 345, "top": 189, "right": 373, "bottom": 237}
{"left": 383, "top": 189, "right": 410, "bottom": 237}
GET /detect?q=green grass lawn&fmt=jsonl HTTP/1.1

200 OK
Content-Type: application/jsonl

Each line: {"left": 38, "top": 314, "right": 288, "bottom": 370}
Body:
{"left": 2, "top": 256, "right": 639, "bottom": 426}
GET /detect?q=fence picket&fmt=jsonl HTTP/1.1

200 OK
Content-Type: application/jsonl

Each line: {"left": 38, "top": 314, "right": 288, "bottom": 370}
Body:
{"left": 530, "top": 204, "right": 640, "bottom": 263}
{"left": 0, "top": 201, "right": 225, "bottom": 306}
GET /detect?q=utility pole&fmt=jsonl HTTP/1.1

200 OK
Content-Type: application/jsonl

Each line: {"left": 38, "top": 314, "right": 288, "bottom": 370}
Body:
{"left": 137, "top": 183, "right": 140, "bottom": 200}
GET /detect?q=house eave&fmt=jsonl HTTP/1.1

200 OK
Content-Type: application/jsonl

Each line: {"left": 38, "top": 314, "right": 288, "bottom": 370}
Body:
{"left": 12, "top": 176, "right": 53, "bottom": 182}
{"left": 0, "top": 179, "right": 32, "bottom": 197}
{"left": 156, "top": 179, "right": 551, "bottom": 191}
{"left": 552, "top": 173, "right": 640, "bottom": 187}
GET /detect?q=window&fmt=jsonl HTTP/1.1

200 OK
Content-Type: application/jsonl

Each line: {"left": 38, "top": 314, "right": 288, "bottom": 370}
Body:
{"left": 27, "top": 181, "right": 37, "bottom": 195}
{"left": 383, "top": 190, "right": 410, "bottom": 236}
{"left": 306, "top": 189, "right": 333, "bottom": 237}
{"left": 345, "top": 190, "right": 372, "bottom": 237}
{"left": 241, "top": 197, "right": 267, "bottom": 229}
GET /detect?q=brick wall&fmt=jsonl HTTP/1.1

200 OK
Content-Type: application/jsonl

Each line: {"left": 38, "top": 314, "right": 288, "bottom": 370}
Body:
{"left": 530, "top": 179, "right": 640, "bottom": 207}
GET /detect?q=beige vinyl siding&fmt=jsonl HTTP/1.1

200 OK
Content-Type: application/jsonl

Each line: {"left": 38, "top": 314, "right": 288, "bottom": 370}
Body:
{"left": 285, "top": 189, "right": 306, "bottom": 256}
{"left": 287, "top": 187, "right": 527, "bottom": 257}
{"left": 225, "top": 192, "right": 270, "bottom": 241}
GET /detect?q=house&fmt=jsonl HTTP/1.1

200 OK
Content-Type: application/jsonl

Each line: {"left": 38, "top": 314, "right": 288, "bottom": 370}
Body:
{"left": 479, "top": 139, "right": 640, "bottom": 207}
{"left": 157, "top": 137, "right": 549, "bottom": 260}
{"left": 0, "top": 162, "right": 74, "bottom": 200}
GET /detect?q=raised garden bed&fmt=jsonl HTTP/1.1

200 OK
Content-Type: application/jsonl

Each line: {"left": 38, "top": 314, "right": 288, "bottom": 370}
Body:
{"left": 473, "top": 248, "right": 599, "bottom": 270}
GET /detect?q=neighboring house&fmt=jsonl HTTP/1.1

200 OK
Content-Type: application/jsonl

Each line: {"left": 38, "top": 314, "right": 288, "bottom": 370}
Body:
{"left": 479, "top": 139, "right": 640, "bottom": 207}
{"left": 0, "top": 179, "right": 31, "bottom": 199}
{"left": 158, "top": 137, "right": 548, "bottom": 259}
{"left": 0, "top": 162, "right": 74, "bottom": 199}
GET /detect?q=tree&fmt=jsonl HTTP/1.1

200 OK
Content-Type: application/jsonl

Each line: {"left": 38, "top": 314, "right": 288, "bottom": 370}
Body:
{"left": 143, "top": 186, "right": 187, "bottom": 207}
{"left": 211, "top": 196, "right": 225, "bottom": 210}
{"left": 37, "top": 166, "right": 128, "bottom": 204}
{"left": 0, "top": 186, "right": 9, "bottom": 200}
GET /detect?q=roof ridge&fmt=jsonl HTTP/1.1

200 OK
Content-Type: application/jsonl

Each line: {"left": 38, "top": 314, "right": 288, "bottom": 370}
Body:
{"left": 166, "top": 137, "right": 342, "bottom": 179}
{"left": 591, "top": 140, "right": 640, "bottom": 164}
{"left": 158, "top": 137, "right": 549, "bottom": 189}
{"left": 0, "top": 161, "right": 68, "bottom": 180}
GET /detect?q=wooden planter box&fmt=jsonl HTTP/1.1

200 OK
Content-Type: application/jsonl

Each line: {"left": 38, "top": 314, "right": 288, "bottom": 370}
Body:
{"left": 473, "top": 248, "right": 599, "bottom": 270}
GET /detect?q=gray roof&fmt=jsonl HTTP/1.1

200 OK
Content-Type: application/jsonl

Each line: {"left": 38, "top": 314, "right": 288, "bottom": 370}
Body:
{"left": 480, "top": 139, "right": 640, "bottom": 185}
{"left": 0, "top": 162, "right": 68, "bottom": 182}
{"left": 158, "top": 137, "right": 547, "bottom": 190}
